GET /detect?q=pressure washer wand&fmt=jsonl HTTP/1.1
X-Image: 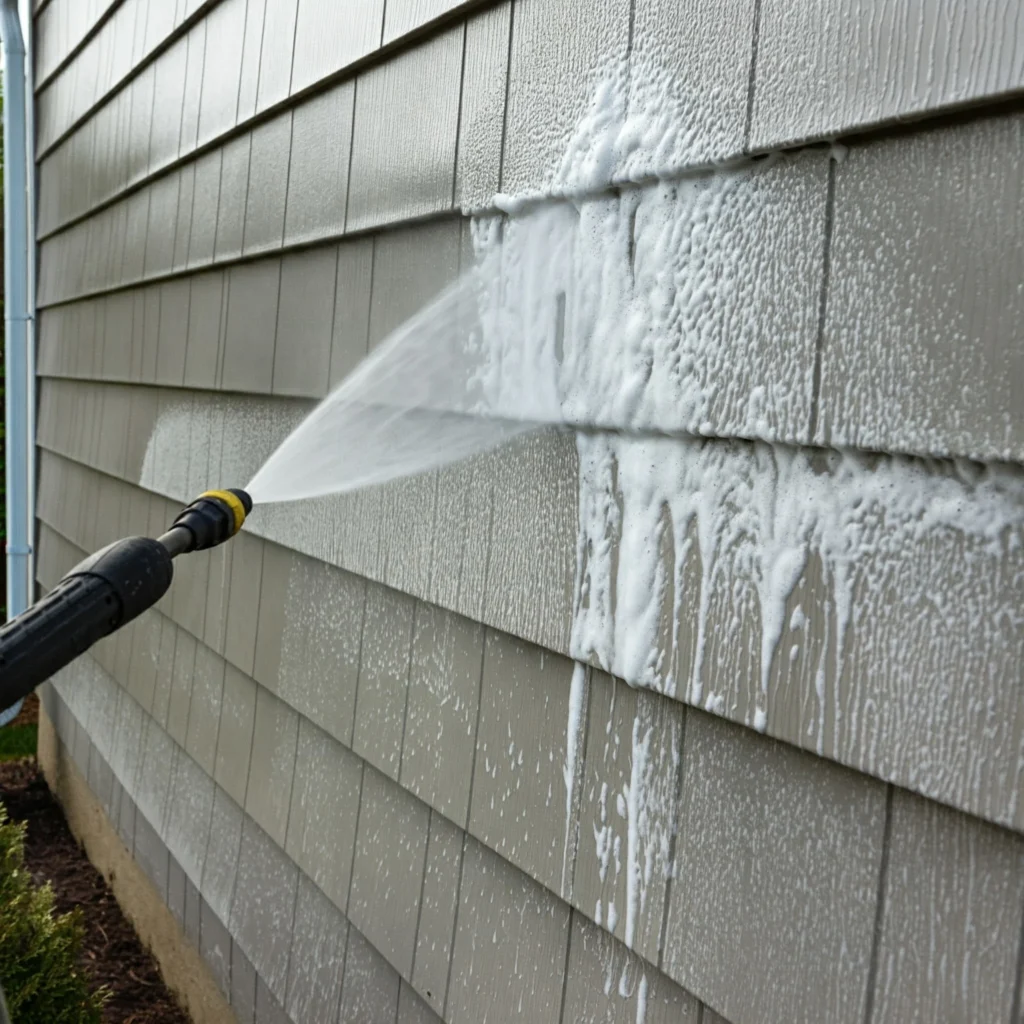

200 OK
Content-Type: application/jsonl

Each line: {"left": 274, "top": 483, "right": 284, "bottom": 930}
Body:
{"left": 0, "top": 489, "right": 253, "bottom": 714}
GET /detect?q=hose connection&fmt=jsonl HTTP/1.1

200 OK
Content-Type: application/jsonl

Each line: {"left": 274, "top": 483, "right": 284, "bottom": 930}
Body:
{"left": 164, "top": 489, "right": 253, "bottom": 555}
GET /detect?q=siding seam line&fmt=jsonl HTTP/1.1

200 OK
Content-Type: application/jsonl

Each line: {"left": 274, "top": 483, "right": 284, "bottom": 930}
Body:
{"left": 278, "top": 710, "right": 303, "bottom": 1016}
{"left": 140, "top": 48, "right": 161, "bottom": 260}
{"left": 742, "top": 0, "right": 764, "bottom": 152}
{"left": 556, "top": 908, "right": 576, "bottom": 1024}
{"left": 807, "top": 155, "right": 836, "bottom": 443}
{"left": 495, "top": 0, "right": 515, "bottom": 193}
{"left": 442, "top": 601, "right": 492, "bottom": 1014}
{"left": 333, "top": 921, "right": 353, "bottom": 1024}
{"left": 344, "top": 762, "right": 367, "bottom": 915}
{"left": 562, "top": 664, "right": 593, "bottom": 904}
{"left": 1009, "top": 892, "right": 1024, "bottom": 1024}
{"left": 395, "top": 600, "right": 418, "bottom": 781}
{"left": 206, "top": 148, "right": 226, "bottom": 268}
{"left": 187, "top": 18, "right": 210, "bottom": 158}
{"left": 657, "top": 700, "right": 689, "bottom": 973}
{"left": 347, "top": 581, "right": 370, "bottom": 750}
{"left": 450, "top": 21, "right": 469, "bottom": 208}
{"left": 862, "top": 784, "right": 895, "bottom": 1024}
{"left": 342, "top": 79, "right": 359, "bottom": 233}
{"left": 324, "top": 245, "right": 342, "bottom": 387}
{"left": 407, "top": 807, "right": 433, "bottom": 988}
{"left": 178, "top": 641, "right": 201, "bottom": 793}
{"left": 236, "top": 133, "right": 257, "bottom": 258}
{"left": 234, "top": 0, "right": 259, "bottom": 125}
{"left": 168, "top": 170, "right": 187, "bottom": 293}
{"left": 269, "top": 112, "right": 298, "bottom": 393}
{"left": 180, "top": 276, "right": 194, "bottom": 386}
{"left": 179, "top": 29, "right": 206, "bottom": 270}
{"left": 196, "top": 656, "right": 226, "bottom": 926}
{"left": 441, "top": 832, "right": 469, "bottom": 1017}
{"left": 249, "top": 0, "right": 270, "bottom": 118}
{"left": 174, "top": 31, "right": 193, "bottom": 168}
{"left": 285, "top": 0, "right": 302, "bottom": 98}
{"left": 215, "top": 253, "right": 230, "bottom": 389}
{"left": 222, "top": 624, "right": 261, "bottom": 936}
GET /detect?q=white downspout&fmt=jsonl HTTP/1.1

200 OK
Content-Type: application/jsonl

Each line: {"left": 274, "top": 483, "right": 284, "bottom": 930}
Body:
{"left": 1, "top": 0, "right": 33, "bottom": 726}
{"left": 20, "top": 0, "right": 34, "bottom": 625}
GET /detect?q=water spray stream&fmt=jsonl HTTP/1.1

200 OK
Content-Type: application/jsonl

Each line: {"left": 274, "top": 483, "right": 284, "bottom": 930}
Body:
{"left": 246, "top": 210, "right": 575, "bottom": 504}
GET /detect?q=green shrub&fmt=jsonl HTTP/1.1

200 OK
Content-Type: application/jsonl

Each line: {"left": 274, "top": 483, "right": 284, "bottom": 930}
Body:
{"left": 0, "top": 805, "right": 106, "bottom": 1023}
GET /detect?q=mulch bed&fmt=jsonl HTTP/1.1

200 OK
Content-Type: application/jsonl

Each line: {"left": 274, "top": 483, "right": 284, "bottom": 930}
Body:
{"left": 0, "top": 758, "right": 191, "bottom": 1024}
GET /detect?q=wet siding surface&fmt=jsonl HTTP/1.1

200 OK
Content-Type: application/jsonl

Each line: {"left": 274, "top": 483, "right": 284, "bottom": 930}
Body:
{"left": 33, "top": 2, "right": 1024, "bottom": 1022}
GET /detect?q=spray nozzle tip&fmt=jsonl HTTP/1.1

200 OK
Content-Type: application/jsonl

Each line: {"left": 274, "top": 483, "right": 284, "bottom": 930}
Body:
{"left": 227, "top": 488, "right": 254, "bottom": 516}
{"left": 167, "top": 488, "right": 252, "bottom": 553}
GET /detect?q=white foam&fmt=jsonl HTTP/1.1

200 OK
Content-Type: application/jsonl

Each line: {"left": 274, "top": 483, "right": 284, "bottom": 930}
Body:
{"left": 572, "top": 433, "right": 1024, "bottom": 743}
{"left": 562, "top": 663, "right": 588, "bottom": 888}
{"left": 248, "top": 58, "right": 826, "bottom": 505}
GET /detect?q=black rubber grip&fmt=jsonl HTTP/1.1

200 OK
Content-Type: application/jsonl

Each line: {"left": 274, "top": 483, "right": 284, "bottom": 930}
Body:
{"left": 0, "top": 537, "right": 173, "bottom": 712}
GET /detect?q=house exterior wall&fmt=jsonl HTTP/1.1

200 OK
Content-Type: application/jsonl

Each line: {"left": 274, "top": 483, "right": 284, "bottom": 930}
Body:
{"left": 30, "top": 1, "right": 1024, "bottom": 1022}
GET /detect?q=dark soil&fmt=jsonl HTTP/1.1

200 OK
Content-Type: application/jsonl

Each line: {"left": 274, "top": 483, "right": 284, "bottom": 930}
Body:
{"left": 0, "top": 758, "right": 191, "bottom": 1024}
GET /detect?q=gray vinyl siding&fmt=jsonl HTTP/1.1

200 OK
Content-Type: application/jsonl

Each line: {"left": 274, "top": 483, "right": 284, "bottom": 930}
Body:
{"left": 32, "top": 3, "right": 1024, "bottom": 1024}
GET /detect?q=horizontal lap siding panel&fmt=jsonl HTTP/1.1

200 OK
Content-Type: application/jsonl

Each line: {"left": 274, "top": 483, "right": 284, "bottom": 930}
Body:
{"left": 818, "top": 112, "right": 1024, "bottom": 462}
{"left": 38, "top": 497, "right": 1024, "bottom": 1022}
{"left": 35, "top": 0, "right": 216, "bottom": 154}
{"left": 40, "top": 567, "right": 722, "bottom": 1023}
{"left": 500, "top": 0, "right": 752, "bottom": 197}
{"left": 37, "top": 220, "right": 461, "bottom": 395}
{"left": 34, "top": 377, "right": 1024, "bottom": 836}
{"left": 752, "top": 0, "right": 1024, "bottom": 151}
{"left": 35, "top": 110, "right": 1024, "bottom": 467}
{"left": 34, "top": 0, "right": 119, "bottom": 87}
{"left": 34, "top": 0, "right": 1024, "bottom": 237}
{"left": 40, "top": 535, "right": 896, "bottom": 1024}
{"left": 40, "top": 666, "right": 446, "bottom": 1024}
{"left": 33, "top": 9, "right": 1024, "bottom": 1024}
{"left": 35, "top": 0, "right": 503, "bottom": 235}
{"left": 53, "top": 584, "right": 1018, "bottom": 1024}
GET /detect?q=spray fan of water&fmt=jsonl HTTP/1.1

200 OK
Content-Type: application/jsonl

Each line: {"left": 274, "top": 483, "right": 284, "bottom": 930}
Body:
{"left": 245, "top": 209, "right": 579, "bottom": 505}
{"left": 245, "top": 274, "right": 544, "bottom": 504}
{"left": 245, "top": 139, "right": 830, "bottom": 507}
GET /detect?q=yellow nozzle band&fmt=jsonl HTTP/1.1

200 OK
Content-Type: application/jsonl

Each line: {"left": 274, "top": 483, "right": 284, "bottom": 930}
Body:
{"left": 200, "top": 490, "right": 247, "bottom": 535}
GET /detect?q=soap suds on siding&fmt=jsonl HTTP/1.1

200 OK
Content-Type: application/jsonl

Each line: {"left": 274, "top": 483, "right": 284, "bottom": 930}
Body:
{"left": 562, "top": 662, "right": 588, "bottom": 890}
{"left": 572, "top": 433, "right": 1024, "bottom": 748}
{"left": 132, "top": 57, "right": 1024, "bottom": 853}
{"left": 247, "top": 58, "right": 833, "bottom": 506}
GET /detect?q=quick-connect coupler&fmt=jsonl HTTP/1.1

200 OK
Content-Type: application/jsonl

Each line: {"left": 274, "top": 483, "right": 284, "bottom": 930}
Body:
{"left": 158, "top": 488, "right": 253, "bottom": 557}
